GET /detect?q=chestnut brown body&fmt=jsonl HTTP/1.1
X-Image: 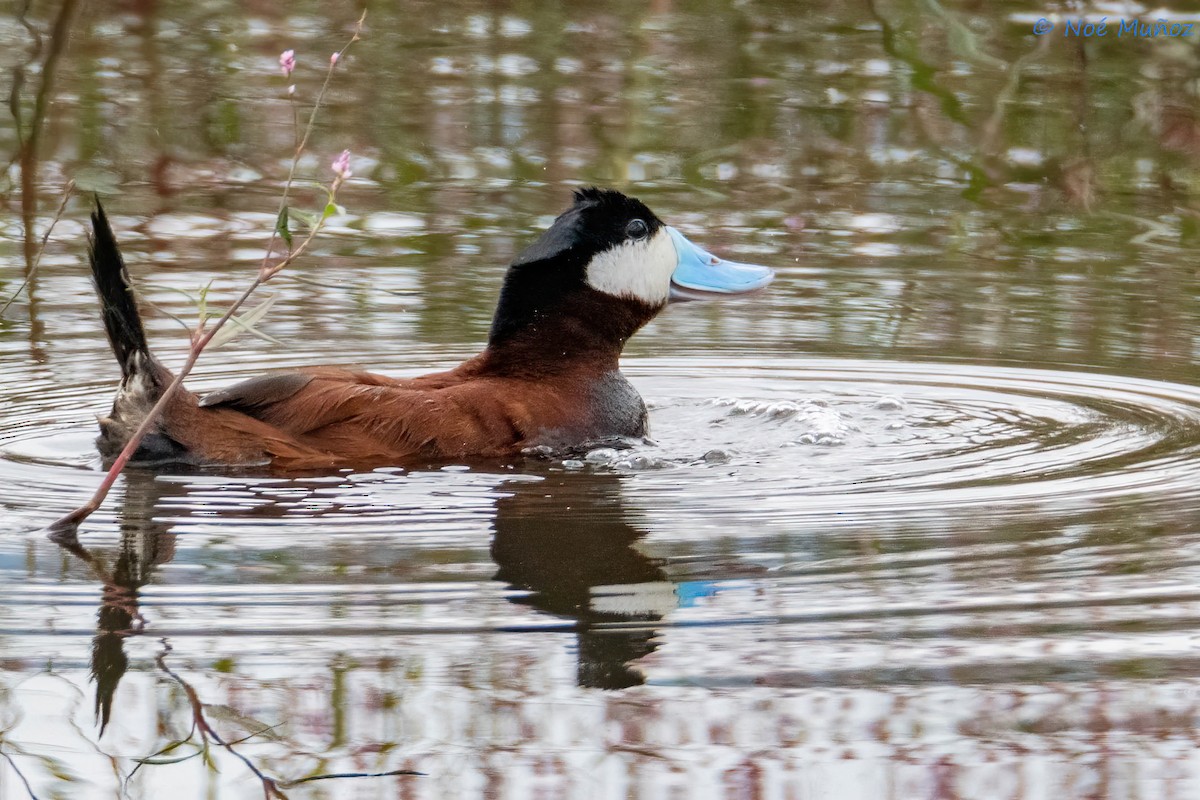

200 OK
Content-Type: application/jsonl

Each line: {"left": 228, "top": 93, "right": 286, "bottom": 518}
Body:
{"left": 124, "top": 355, "right": 647, "bottom": 470}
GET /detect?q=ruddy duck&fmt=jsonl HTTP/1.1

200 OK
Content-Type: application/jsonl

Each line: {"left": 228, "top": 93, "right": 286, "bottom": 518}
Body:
{"left": 90, "top": 188, "right": 773, "bottom": 469}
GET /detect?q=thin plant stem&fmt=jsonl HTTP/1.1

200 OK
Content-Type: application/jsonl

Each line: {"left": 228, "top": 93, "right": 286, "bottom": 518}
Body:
{"left": 1, "top": 179, "right": 75, "bottom": 319}
{"left": 155, "top": 644, "right": 288, "bottom": 799}
{"left": 0, "top": 745, "right": 40, "bottom": 800}
{"left": 46, "top": 13, "right": 366, "bottom": 538}
{"left": 47, "top": 219, "right": 328, "bottom": 537}
{"left": 151, "top": 643, "right": 417, "bottom": 794}
{"left": 282, "top": 768, "right": 423, "bottom": 786}
{"left": 262, "top": 11, "right": 364, "bottom": 269}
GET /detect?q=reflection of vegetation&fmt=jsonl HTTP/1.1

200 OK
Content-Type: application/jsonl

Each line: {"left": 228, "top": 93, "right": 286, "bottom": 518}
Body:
{"left": 4, "top": 0, "right": 79, "bottom": 367}
{"left": 3, "top": 0, "right": 1196, "bottom": 379}
{"left": 36, "top": 473, "right": 422, "bottom": 797}
{"left": 868, "top": 0, "right": 1068, "bottom": 201}
{"left": 1, "top": 673, "right": 96, "bottom": 798}
{"left": 8, "top": 0, "right": 80, "bottom": 269}
{"left": 144, "top": 643, "right": 418, "bottom": 798}
{"left": 0, "top": 741, "right": 37, "bottom": 800}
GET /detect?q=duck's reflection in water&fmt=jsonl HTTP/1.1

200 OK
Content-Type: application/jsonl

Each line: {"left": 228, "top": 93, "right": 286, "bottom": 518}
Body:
{"left": 51, "top": 471, "right": 177, "bottom": 733}
{"left": 54, "top": 464, "right": 677, "bottom": 736}
{"left": 491, "top": 470, "right": 671, "bottom": 689}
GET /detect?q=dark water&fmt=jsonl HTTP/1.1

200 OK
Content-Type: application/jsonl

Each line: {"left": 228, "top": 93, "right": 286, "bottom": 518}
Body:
{"left": 6, "top": 1, "right": 1200, "bottom": 797}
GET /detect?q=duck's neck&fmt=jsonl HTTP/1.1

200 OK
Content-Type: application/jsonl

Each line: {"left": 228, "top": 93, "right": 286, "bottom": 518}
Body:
{"left": 481, "top": 318, "right": 624, "bottom": 376}
{"left": 482, "top": 293, "right": 661, "bottom": 377}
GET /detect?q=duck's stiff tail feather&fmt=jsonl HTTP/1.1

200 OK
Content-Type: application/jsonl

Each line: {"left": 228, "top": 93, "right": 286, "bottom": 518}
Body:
{"left": 90, "top": 201, "right": 184, "bottom": 464}
{"left": 89, "top": 202, "right": 155, "bottom": 382}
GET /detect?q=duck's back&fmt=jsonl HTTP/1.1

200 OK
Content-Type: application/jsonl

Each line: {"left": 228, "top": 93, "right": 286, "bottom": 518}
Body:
{"left": 188, "top": 359, "right": 645, "bottom": 467}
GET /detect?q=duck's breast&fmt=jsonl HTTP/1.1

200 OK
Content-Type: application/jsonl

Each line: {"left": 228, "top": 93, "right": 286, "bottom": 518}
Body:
{"left": 587, "top": 370, "right": 647, "bottom": 439}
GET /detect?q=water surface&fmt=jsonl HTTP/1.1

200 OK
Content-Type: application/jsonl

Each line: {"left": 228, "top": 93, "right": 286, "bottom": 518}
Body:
{"left": 5, "top": 1, "right": 1200, "bottom": 797}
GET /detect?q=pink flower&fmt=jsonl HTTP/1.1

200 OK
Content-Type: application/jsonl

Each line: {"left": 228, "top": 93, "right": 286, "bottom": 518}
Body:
{"left": 331, "top": 149, "right": 352, "bottom": 180}
{"left": 279, "top": 49, "right": 296, "bottom": 77}
{"left": 330, "top": 52, "right": 340, "bottom": 66}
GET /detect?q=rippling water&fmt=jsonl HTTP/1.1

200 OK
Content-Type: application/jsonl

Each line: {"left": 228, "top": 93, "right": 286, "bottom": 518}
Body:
{"left": 7, "top": 1, "right": 1200, "bottom": 798}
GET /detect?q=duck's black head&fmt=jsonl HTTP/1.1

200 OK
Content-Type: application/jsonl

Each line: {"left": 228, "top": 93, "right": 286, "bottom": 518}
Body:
{"left": 488, "top": 187, "right": 674, "bottom": 351}
{"left": 487, "top": 187, "right": 775, "bottom": 362}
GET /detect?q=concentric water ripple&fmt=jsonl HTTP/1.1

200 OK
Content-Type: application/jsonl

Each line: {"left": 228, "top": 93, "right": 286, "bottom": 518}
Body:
{"left": 631, "top": 357, "right": 1200, "bottom": 520}
{"left": 6, "top": 355, "right": 1200, "bottom": 535}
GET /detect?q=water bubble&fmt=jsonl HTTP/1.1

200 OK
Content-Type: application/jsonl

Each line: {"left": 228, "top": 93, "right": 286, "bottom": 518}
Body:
{"left": 585, "top": 448, "right": 619, "bottom": 464}
{"left": 874, "top": 396, "right": 905, "bottom": 411}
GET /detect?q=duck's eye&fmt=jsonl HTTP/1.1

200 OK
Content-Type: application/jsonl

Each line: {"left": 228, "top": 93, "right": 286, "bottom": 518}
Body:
{"left": 626, "top": 219, "right": 649, "bottom": 240}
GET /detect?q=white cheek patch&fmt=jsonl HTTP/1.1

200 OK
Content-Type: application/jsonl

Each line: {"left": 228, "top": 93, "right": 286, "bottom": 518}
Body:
{"left": 584, "top": 228, "right": 677, "bottom": 305}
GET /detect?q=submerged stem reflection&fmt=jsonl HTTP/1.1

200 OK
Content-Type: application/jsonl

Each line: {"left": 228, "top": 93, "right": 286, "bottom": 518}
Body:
{"left": 45, "top": 471, "right": 425, "bottom": 794}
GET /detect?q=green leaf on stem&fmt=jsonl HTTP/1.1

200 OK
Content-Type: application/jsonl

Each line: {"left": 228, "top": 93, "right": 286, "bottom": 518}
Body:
{"left": 290, "top": 208, "right": 319, "bottom": 231}
{"left": 210, "top": 295, "right": 281, "bottom": 348}
{"left": 293, "top": 179, "right": 335, "bottom": 193}
{"left": 196, "top": 280, "right": 214, "bottom": 329}
{"left": 275, "top": 206, "right": 293, "bottom": 251}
